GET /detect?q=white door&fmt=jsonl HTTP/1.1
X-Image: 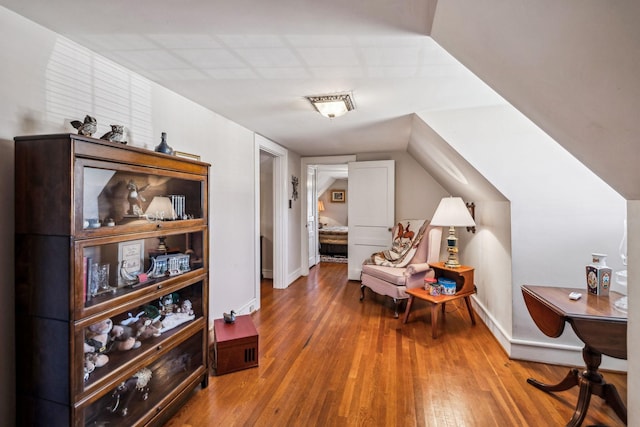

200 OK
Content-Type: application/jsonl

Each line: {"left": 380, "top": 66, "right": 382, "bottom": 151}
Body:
{"left": 307, "top": 165, "right": 319, "bottom": 267}
{"left": 347, "top": 160, "right": 395, "bottom": 280}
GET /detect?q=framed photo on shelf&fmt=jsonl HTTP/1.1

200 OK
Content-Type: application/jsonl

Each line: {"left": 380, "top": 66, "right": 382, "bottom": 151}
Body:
{"left": 331, "top": 190, "right": 346, "bottom": 203}
{"left": 118, "top": 239, "right": 145, "bottom": 286}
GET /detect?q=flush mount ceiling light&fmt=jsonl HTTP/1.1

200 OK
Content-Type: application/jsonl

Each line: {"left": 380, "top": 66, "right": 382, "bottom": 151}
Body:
{"left": 306, "top": 92, "right": 355, "bottom": 119}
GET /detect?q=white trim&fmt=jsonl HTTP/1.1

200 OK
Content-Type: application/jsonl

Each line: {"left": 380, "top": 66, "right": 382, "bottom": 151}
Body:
{"left": 288, "top": 266, "right": 302, "bottom": 285}
{"left": 256, "top": 134, "right": 289, "bottom": 293}
{"left": 236, "top": 298, "right": 258, "bottom": 315}
{"left": 300, "top": 155, "right": 356, "bottom": 276}
{"left": 470, "top": 294, "right": 512, "bottom": 353}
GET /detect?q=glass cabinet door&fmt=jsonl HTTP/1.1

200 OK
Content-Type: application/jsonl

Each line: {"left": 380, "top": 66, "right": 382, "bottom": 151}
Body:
{"left": 77, "top": 331, "right": 206, "bottom": 427}
{"left": 75, "top": 158, "right": 207, "bottom": 236}
{"left": 76, "top": 230, "right": 206, "bottom": 315}
{"left": 75, "top": 278, "right": 206, "bottom": 398}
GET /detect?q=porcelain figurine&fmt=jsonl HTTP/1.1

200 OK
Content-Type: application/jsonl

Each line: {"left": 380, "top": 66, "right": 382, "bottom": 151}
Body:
{"left": 70, "top": 115, "right": 97, "bottom": 136}
{"left": 100, "top": 124, "right": 127, "bottom": 144}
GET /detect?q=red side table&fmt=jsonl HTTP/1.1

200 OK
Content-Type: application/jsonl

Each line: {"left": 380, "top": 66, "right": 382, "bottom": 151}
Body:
{"left": 213, "top": 315, "right": 259, "bottom": 375}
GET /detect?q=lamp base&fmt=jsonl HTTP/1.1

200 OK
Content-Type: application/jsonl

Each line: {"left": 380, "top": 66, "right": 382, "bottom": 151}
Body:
{"left": 444, "top": 226, "right": 461, "bottom": 268}
{"left": 444, "top": 259, "right": 461, "bottom": 269}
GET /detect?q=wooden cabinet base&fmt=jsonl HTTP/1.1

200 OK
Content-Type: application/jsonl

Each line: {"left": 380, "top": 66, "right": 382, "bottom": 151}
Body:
{"left": 213, "top": 315, "right": 259, "bottom": 375}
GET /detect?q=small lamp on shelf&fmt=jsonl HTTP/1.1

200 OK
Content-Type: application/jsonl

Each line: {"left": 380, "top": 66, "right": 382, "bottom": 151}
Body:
{"left": 430, "top": 196, "right": 476, "bottom": 268}
{"left": 145, "top": 196, "right": 177, "bottom": 221}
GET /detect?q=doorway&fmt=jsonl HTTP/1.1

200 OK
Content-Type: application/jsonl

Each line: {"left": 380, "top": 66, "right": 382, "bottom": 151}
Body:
{"left": 259, "top": 151, "right": 275, "bottom": 280}
{"left": 255, "top": 135, "right": 288, "bottom": 313}
{"left": 316, "top": 165, "right": 349, "bottom": 263}
{"left": 300, "top": 155, "right": 356, "bottom": 277}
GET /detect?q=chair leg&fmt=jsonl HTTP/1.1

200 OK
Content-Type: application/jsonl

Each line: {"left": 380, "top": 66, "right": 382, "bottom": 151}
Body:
{"left": 360, "top": 284, "right": 366, "bottom": 301}
{"left": 393, "top": 298, "right": 400, "bottom": 318}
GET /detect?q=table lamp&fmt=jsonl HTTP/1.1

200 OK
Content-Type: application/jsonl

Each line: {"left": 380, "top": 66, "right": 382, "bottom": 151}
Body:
{"left": 430, "top": 196, "right": 476, "bottom": 268}
{"left": 145, "top": 196, "right": 177, "bottom": 221}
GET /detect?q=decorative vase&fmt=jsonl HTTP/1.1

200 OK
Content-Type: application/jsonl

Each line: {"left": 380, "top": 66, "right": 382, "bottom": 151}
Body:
{"left": 586, "top": 253, "right": 612, "bottom": 296}
{"left": 154, "top": 132, "right": 174, "bottom": 155}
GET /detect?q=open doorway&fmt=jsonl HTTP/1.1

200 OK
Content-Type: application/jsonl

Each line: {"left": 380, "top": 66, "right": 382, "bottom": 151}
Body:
{"left": 300, "top": 155, "right": 356, "bottom": 277}
{"left": 316, "top": 165, "right": 349, "bottom": 264}
{"left": 259, "top": 151, "right": 275, "bottom": 280}
{"left": 255, "top": 134, "right": 288, "bottom": 310}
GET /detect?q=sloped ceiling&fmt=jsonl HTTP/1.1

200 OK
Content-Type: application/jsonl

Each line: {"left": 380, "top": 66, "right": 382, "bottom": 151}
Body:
{"left": 430, "top": 0, "right": 640, "bottom": 199}
{"left": 1, "top": 1, "right": 638, "bottom": 199}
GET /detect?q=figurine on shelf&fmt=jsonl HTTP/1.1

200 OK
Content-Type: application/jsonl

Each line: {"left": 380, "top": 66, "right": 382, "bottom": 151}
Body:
{"left": 178, "top": 299, "right": 194, "bottom": 316}
{"left": 126, "top": 180, "right": 149, "bottom": 216}
{"left": 70, "top": 115, "right": 97, "bottom": 137}
{"left": 159, "top": 293, "right": 180, "bottom": 316}
{"left": 100, "top": 124, "right": 127, "bottom": 144}
{"left": 108, "top": 368, "right": 152, "bottom": 417}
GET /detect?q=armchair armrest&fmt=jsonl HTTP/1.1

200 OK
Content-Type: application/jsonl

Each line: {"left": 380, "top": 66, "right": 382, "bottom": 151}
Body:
{"left": 405, "top": 263, "right": 432, "bottom": 276}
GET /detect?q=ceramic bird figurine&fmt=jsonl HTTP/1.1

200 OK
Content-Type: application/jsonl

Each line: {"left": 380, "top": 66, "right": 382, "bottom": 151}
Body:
{"left": 223, "top": 310, "right": 236, "bottom": 324}
{"left": 70, "top": 115, "right": 97, "bottom": 137}
{"left": 100, "top": 124, "right": 127, "bottom": 144}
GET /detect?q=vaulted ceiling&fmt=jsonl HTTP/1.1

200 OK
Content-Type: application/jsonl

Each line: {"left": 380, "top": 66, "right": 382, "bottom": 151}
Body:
{"left": 2, "top": 0, "right": 638, "bottom": 198}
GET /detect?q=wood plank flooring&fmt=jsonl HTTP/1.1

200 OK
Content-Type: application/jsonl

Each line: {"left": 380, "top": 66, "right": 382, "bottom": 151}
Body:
{"left": 165, "top": 262, "right": 626, "bottom": 426}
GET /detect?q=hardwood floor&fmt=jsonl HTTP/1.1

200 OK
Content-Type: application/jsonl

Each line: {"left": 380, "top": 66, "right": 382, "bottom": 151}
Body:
{"left": 165, "top": 262, "right": 626, "bottom": 426}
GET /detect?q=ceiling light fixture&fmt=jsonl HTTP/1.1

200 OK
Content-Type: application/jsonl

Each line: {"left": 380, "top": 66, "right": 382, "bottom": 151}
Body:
{"left": 306, "top": 92, "right": 355, "bottom": 119}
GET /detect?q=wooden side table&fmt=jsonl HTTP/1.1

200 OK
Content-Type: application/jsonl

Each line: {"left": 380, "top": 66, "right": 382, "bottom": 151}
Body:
{"left": 521, "top": 285, "right": 627, "bottom": 427}
{"left": 402, "top": 262, "right": 476, "bottom": 338}
{"left": 213, "top": 315, "right": 259, "bottom": 375}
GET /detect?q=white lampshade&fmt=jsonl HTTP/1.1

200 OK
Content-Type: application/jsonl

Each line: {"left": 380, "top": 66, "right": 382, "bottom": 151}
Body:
{"left": 145, "top": 196, "right": 176, "bottom": 220}
{"left": 430, "top": 197, "right": 476, "bottom": 227}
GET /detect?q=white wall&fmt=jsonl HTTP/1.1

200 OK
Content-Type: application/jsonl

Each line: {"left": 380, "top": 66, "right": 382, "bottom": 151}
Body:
{"left": 408, "top": 114, "right": 514, "bottom": 352}
{"left": 0, "top": 7, "right": 267, "bottom": 421}
{"left": 356, "top": 151, "right": 448, "bottom": 221}
{"left": 418, "top": 105, "right": 626, "bottom": 369}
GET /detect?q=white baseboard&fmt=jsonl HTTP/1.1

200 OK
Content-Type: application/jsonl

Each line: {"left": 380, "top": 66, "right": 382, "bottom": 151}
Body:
{"left": 236, "top": 298, "right": 258, "bottom": 316}
{"left": 471, "top": 295, "right": 628, "bottom": 372}
{"left": 262, "top": 269, "right": 273, "bottom": 279}
{"left": 470, "top": 295, "right": 512, "bottom": 354}
{"left": 287, "top": 267, "right": 302, "bottom": 287}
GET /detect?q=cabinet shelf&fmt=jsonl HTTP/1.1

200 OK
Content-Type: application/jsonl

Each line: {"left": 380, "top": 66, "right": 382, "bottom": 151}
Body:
{"left": 78, "top": 319, "right": 206, "bottom": 401}
{"left": 15, "top": 133, "right": 210, "bottom": 426}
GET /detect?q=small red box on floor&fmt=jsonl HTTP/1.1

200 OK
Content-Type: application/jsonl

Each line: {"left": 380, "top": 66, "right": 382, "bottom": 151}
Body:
{"left": 213, "top": 315, "right": 259, "bottom": 375}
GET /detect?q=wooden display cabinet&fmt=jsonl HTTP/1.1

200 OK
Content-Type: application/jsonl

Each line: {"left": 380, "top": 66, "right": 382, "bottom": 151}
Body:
{"left": 15, "top": 133, "right": 210, "bottom": 426}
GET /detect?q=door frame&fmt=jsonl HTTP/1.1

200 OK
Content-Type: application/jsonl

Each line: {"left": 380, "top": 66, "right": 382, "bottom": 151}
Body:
{"left": 300, "top": 155, "right": 356, "bottom": 276}
{"left": 255, "top": 135, "right": 288, "bottom": 295}
{"left": 307, "top": 164, "right": 319, "bottom": 268}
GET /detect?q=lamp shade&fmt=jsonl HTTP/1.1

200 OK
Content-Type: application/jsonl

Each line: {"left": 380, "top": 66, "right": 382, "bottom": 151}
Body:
{"left": 318, "top": 200, "right": 325, "bottom": 212}
{"left": 430, "top": 197, "right": 475, "bottom": 227}
{"left": 145, "top": 196, "right": 176, "bottom": 220}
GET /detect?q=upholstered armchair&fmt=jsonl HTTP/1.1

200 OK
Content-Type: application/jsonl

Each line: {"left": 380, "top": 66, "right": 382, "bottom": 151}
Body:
{"left": 360, "top": 220, "right": 442, "bottom": 317}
